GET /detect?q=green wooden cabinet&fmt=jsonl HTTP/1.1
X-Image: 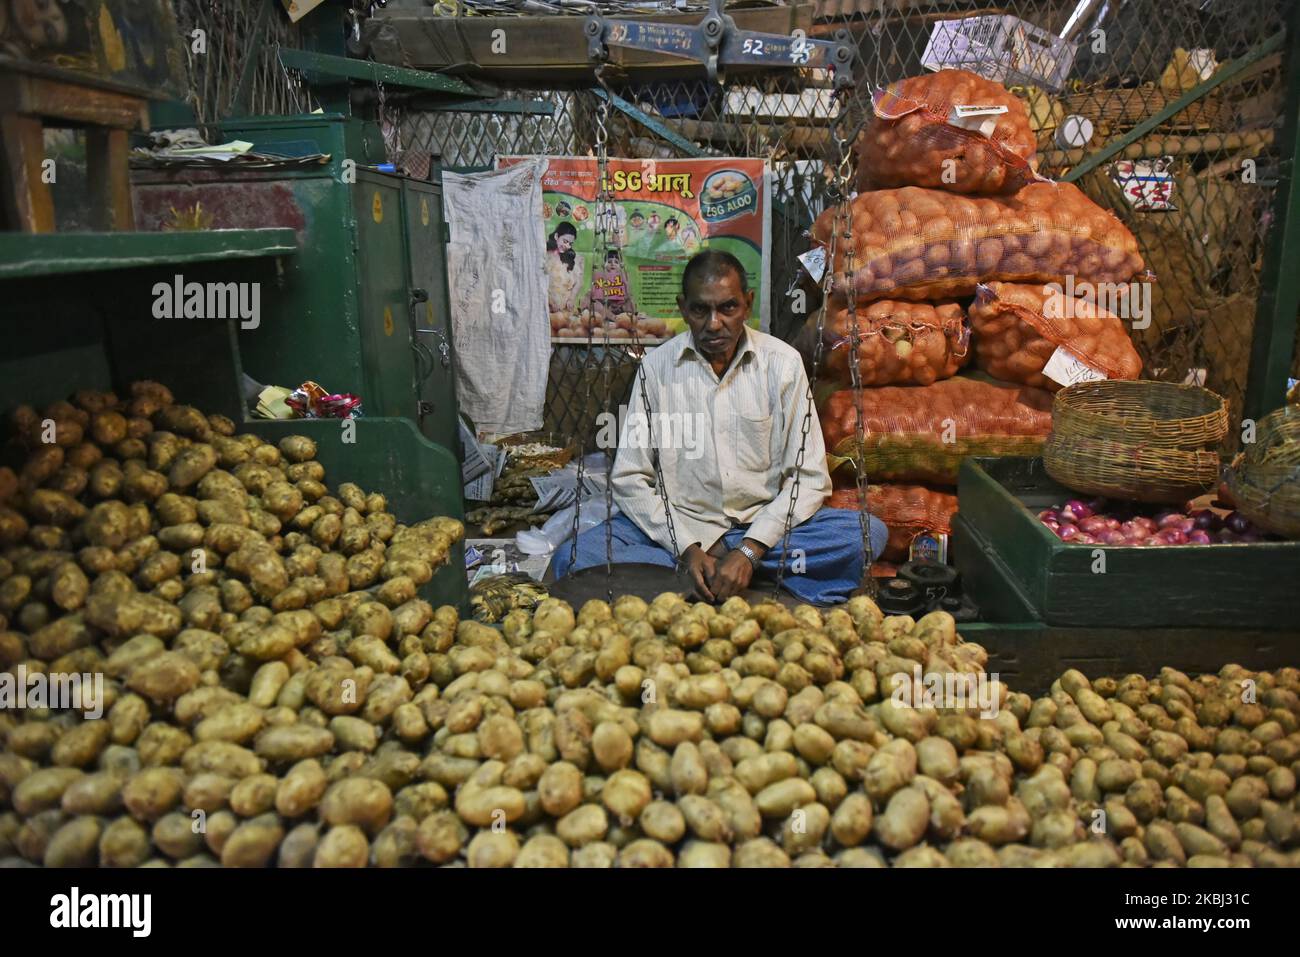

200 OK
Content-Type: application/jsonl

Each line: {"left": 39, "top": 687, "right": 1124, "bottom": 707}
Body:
{"left": 131, "top": 114, "right": 461, "bottom": 453}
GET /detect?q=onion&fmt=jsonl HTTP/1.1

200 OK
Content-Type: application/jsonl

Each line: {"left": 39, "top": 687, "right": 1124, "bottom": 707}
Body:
{"left": 1073, "top": 532, "right": 1098, "bottom": 545}
{"left": 1041, "top": 518, "right": 1060, "bottom": 532}
{"left": 1099, "top": 529, "right": 1127, "bottom": 545}
{"left": 1057, "top": 523, "right": 1079, "bottom": 541}
{"left": 1187, "top": 530, "right": 1212, "bottom": 545}
{"left": 1060, "top": 499, "right": 1093, "bottom": 522}
{"left": 1078, "top": 515, "right": 1111, "bottom": 534}
{"left": 1217, "top": 529, "right": 1238, "bottom": 544}
{"left": 1157, "top": 529, "right": 1188, "bottom": 545}
{"left": 1172, "top": 517, "right": 1196, "bottom": 534}
{"left": 1157, "top": 512, "right": 1188, "bottom": 529}
{"left": 1132, "top": 517, "right": 1158, "bottom": 533}
{"left": 1120, "top": 521, "right": 1150, "bottom": 541}
{"left": 1189, "top": 509, "right": 1220, "bottom": 531}
{"left": 1140, "top": 536, "right": 1164, "bottom": 546}
{"left": 1037, "top": 508, "right": 1060, "bottom": 523}
{"left": 1225, "top": 511, "right": 1252, "bottom": 534}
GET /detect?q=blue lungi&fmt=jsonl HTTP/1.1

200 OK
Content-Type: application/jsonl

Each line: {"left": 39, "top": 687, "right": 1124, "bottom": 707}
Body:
{"left": 550, "top": 507, "right": 888, "bottom": 605}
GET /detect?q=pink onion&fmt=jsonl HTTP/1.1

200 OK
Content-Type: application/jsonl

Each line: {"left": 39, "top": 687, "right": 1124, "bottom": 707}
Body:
{"left": 1099, "top": 529, "right": 1127, "bottom": 545}
{"left": 1079, "top": 515, "right": 1111, "bottom": 534}
{"left": 1073, "top": 532, "right": 1098, "bottom": 545}
{"left": 1120, "top": 521, "right": 1150, "bottom": 541}
{"left": 1042, "top": 518, "right": 1061, "bottom": 532}
{"left": 1140, "top": 536, "right": 1164, "bottom": 546}
{"left": 1157, "top": 529, "right": 1188, "bottom": 545}
{"left": 1060, "top": 499, "right": 1093, "bottom": 522}
{"left": 1189, "top": 509, "right": 1220, "bottom": 531}
{"left": 1157, "top": 512, "right": 1188, "bottom": 529}
{"left": 1132, "top": 517, "right": 1158, "bottom": 533}
{"left": 1057, "top": 523, "right": 1080, "bottom": 541}
{"left": 1187, "top": 530, "right": 1212, "bottom": 545}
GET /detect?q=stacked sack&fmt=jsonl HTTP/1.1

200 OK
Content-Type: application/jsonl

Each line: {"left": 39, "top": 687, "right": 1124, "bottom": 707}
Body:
{"left": 809, "top": 70, "right": 1146, "bottom": 562}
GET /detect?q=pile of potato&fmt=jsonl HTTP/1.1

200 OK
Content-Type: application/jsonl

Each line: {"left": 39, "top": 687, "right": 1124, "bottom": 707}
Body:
{"left": 969, "top": 282, "right": 1143, "bottom": 392}
{"left": 810, "top": 182, "right": 1146, "bottom": 303}
{"left": 856, "top": 69, "right": 1038, "bottom": 195}
{"left": 821, "top": 300, "right": 970, "bottom": 388}
{"left": 1, "top": 385, "right": 1298, "bottom": 866}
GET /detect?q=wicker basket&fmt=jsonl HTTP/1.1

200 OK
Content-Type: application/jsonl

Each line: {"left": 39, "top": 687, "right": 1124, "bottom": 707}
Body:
{"left": 1227, "top": 406, "right": 1300, "bottom": 537}
{"left": 1051, "top": 380, "right": 1229, "bottom": 449}
{"left": 1043, "top": 433, "right": 1221, "bottom": 504}
{"left": 497, "top": 431, "right": 576, "bottom": 471}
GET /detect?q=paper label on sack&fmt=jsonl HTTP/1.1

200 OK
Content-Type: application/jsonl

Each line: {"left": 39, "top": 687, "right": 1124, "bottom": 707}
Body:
{"left": 950, "top": 104, "right": 1008, "bottom": 138}
{"left": 1043, "top": 346, "right": 1108, "bottom": 387}
{"left": 798, "top": 246, "right": 827, "bottom": 283}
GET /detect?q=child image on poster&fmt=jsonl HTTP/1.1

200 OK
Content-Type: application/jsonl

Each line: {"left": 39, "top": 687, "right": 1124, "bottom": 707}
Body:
{"left": 545, "top": 221, "right": 584, "bottom": 317}
{"left": 584, "top": 249, "right": 637, "bottom": 318}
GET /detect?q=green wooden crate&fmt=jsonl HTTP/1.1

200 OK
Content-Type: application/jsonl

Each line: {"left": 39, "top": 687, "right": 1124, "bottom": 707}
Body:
{"left": 244, "top": 418, "right": 467, "bottom": 613}
{"left": 955, "top": 457, "right": 1300, "bottom": 629}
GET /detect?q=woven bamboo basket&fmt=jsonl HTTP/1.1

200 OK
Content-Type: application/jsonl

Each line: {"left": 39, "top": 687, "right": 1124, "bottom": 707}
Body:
{"left": 1043, "top": 433, "right": 1221, "bottom": 503}
{"left": 497, "top": 431, "right": 576, "bottom": 471}
{"left": 1227, "top": 406, "right": 1300, "bottom": 537}
{"left": 1051, "top": 380, "right": 1229, "bottom": 449}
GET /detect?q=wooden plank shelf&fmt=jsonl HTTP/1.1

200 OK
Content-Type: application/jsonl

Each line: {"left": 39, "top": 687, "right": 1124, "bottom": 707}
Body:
{"left": 0, "top": 229, "right": 299, "bottom": 281}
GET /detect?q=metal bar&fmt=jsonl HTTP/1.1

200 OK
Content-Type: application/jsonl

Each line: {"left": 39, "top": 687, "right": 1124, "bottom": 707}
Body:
{"left": 593, "top": 86, "right": 706, "bottom": 156}
{"left": 1243, "top": 13, "right": 1300, "bottom": 422}
{"left": 1062, "top": 32, "right": 1286, "bottom": 183}
{"left": 230, "top": 0, "right": 272, "bottom": 118}
{"left": 416, "top": 98, "right": 557, "bottom": 115}
{"left": 277, "top": 47, "right": 482, "bottom": 96}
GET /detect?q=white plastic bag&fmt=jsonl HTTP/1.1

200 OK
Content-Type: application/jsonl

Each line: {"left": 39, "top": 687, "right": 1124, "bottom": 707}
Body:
{"left": 515, "top": 495, "right": 619, "bottom": 556}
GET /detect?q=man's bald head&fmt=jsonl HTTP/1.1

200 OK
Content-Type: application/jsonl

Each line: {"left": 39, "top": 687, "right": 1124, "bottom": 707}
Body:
{"left": 681, "top": 249, "right": 748, "bottom": 298}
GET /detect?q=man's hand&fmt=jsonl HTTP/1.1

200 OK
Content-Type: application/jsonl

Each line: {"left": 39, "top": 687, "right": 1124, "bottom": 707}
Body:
{"left": 681, "top": 544, "right": 717, "bottom": 602}
{"left": 707, "top": 549, "right": 754, "bottom": 602}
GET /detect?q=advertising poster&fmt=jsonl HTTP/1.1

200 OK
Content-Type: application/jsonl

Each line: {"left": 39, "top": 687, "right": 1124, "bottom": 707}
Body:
{"left": 499, "top": 155, "right": 771, "bottom": 343}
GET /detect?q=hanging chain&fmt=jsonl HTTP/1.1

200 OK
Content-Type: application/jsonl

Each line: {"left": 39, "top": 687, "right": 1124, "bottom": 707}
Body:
{"left": 774, "top": 87, "right": 849, "bottom": 594}
{"left": 594, "top": 89, "right": 616, "bottom": 603}
{"left": 598, "top": 72, "right": 681, "bottom": 574}
{"left": 835, "top": 94, "right": 878, "bottom": 599}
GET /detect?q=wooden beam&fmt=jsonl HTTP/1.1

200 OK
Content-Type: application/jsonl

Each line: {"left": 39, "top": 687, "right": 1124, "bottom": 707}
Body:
{"left": 86, "top": 129, "right": 134, "bottom": 231}
{"left": 0, "top": 113, "right": 55, "bottom": 232}
{"left": 1042, "top": 129, "right": 1275, "bottom": 170}
{"left": 0, "top": 73, "right": 148, "bottom": 129}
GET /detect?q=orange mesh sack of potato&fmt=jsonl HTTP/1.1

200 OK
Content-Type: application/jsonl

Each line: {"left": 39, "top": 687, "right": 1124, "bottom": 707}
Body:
{"left": 968, "top": 281, "right": 1143, "bottom": 391}
{"left": 856, "top": 69, "right": 1038, "bottom": 195}
{"left": 821, "top": 299, "right": 971, "bottom": 387}
{"left": 820, "top": 376, "right": 1055, "bottom": 484}
{"left": 828, "top": 483, "right": 959, "bottom": 562}
{"left": 810, "top": 181, "right": 1145, "bottom": 302}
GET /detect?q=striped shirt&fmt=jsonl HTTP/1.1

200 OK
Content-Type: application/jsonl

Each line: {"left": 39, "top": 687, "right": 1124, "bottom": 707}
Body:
{"left": 611, "top": 327, "right": 831, "bottom": 555}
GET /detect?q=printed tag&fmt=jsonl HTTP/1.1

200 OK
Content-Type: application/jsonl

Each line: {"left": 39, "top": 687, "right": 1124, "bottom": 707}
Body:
{"left": 1043, "top": 345, "right": 1108, "bottom": 387}
{"left": 950, "top": 104, "right": 1008, "bottom": 138}
{"left": 798, "top": 246, "right": 827, "bottom": 283}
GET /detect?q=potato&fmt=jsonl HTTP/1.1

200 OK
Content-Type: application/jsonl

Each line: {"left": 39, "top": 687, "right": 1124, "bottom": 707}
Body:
{"left": 314, "top": 825, "right": 370, "bottom": 867}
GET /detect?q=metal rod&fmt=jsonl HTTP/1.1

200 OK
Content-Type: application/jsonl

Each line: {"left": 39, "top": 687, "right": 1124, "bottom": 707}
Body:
{"left": 1243, "top": 7, "right": 1300, "bottom": 423}
{"left": 1061, "top": 32, "right": 1286, "bottom": 183}
{"left": 592, "top": 86, "right": 707, "bottom": 157}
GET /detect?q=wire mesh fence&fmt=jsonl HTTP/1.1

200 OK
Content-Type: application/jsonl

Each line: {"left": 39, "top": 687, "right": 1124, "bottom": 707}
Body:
{"left": 393, "top": 0, "right": 1294, "bottom": 451}
{"left": 174, "top": 0, "right": 320, "bottom": 129}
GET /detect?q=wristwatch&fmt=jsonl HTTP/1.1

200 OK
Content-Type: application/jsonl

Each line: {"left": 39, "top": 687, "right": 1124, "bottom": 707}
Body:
{"left": 737, "top": 543, "right": 762, "bottom": 570}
